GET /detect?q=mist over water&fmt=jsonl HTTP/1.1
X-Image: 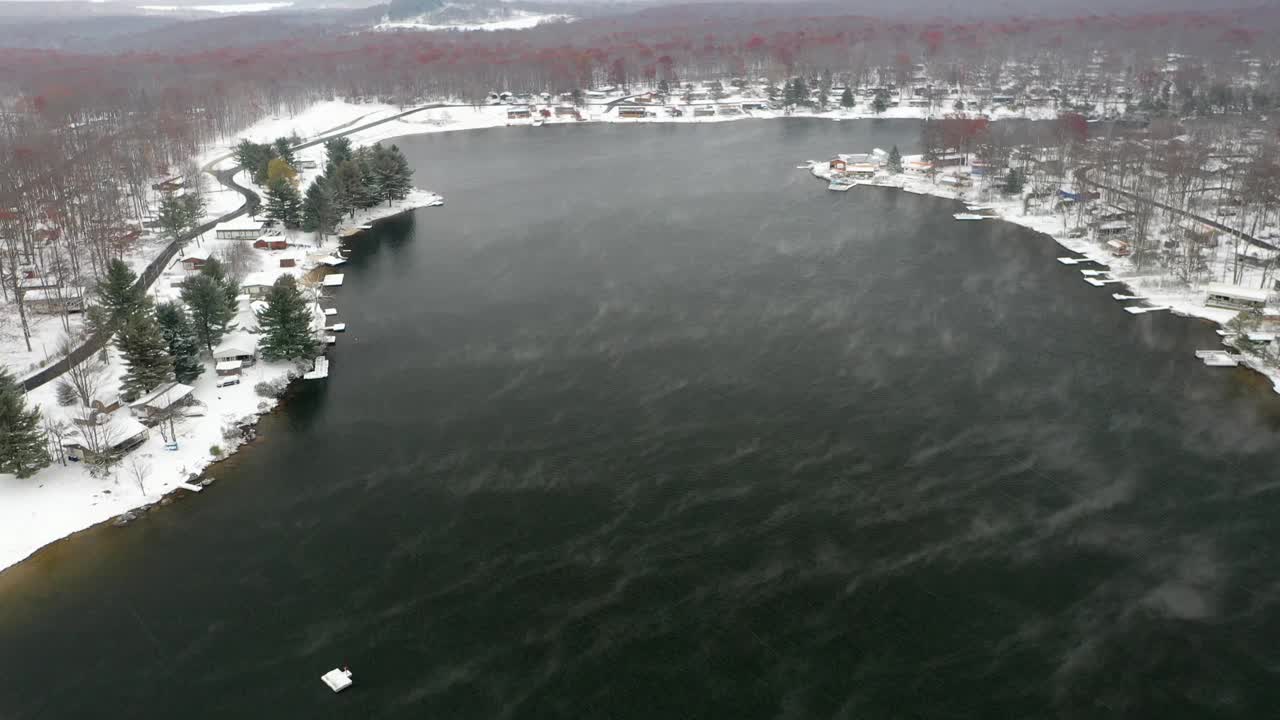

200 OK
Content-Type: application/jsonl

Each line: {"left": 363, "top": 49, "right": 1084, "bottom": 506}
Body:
{"left": 3, "top": 120, "right": 1280, "bottom": 719}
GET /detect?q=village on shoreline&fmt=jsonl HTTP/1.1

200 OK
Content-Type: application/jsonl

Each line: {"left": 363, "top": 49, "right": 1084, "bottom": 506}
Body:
{"left": 2, "top": 67, "right": 1278, "bottom": 573}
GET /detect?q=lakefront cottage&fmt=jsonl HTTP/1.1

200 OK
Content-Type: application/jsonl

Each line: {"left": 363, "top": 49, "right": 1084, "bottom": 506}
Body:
{"left": 215, "top": 216, "right": 263, "bottom": 241}
{"left": 128, "top": 382, "right": 196, "bottom": 422}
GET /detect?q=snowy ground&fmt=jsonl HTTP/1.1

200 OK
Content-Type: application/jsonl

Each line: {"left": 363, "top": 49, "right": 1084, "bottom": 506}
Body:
{"left": 809, "top": 158, "right": 1280, "bottom": 395}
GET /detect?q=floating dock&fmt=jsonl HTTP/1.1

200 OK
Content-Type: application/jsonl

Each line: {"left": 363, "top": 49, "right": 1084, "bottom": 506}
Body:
{"left": 321, "top": 667, "right": 352, "bottom": 693}
{"left": 322, "top": 274, "right": 345, "bottom": 287}
{"left": 1196, "top": 350, "right": 1242, "bottom": 367}
{"left": 303, "top": 356, "right": 329, "bottom": 380}
{"left": 324, "top": 323, "right": 346, "bottom": 332}
{"left": 1124, "top": 305, "right": 1171, "bottom": 315}
{"left": 1085, "top": 277, "right": 1124, "bottom": 286}
{"left": 324, "top": 335, "right": 337, "bottom": 345}
{"left": 178, "top": 482, "right": 203, "bottom": 493}
{"left": 1080, "top": 269, "right": 1107, "bottom": 277}
{"left": 322, "top": 308, "right": 338, "bottom": 316}
{"left": 1113, "top": 293, "right": 1147, "bottom": 301}
{"left": 953, "top": 213, "right": 986, "bottom": 221}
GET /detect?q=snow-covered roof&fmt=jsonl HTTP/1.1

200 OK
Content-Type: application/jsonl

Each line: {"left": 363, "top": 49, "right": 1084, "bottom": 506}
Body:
{"left": 242, "top": 271, "right": 273, "bottom": 288}
{"left": 67, "top": 413, "right": 148, "bottom": 448}
{"left": 181, "top": 245, "right": 212, "bottom": 262}
{"left": 214, "top": 334, "right": 258, "bottom": 358}
{"left": 129, "top": 382, "right": 195, "bottom": 411}
{"left": 1098, "top": 221, "right": 1131, "bottom": 231}
{"left": 215, "top": 360, "right": 243, "bottom": 372}
{"left": 217, "top": 216, "right": 263, "bottom": 232}
{"left": 1206, "top": 283, "right": 1269, "bottom": 303}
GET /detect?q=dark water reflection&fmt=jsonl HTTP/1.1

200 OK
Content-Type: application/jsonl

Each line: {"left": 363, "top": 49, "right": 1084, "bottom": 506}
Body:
{"left": 3, "top": 120, "right": 1280, "bottom": 719}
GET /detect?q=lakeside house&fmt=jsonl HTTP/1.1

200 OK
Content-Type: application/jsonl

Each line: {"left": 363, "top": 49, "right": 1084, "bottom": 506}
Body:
{"left": 179, "top": 245, "right": 212, "bottom": 272}
{"left": 1096, "top": 220, "right": 1131, "bottom": 237}
{"left": 907, "top": 159, "right": 933, "bottom": 173}
{"left": 1106, "top": 239, "right": 1132, "bottom": 257}
{"left": 506, "top": 107, "right": 532, "bottom": 120}
{"left": 214, "top": 335, "right": 258, "bottom": 366}
{"left": 1206, "top": 283, "right": 1269, "bottom": 311}
{"left": 63, "top": 412, "right": 149, "bottom": 463}
{"left": 215, "top": 216, "right": 262, "bottom": 241}
{"left": 215, "top": 360, "right": 242, "bottom": 377}
{"left": 618, "top": 106, "right": 648, "bottom": 119}
{"left": 128, "top": 382, "right": 196, "bottom": 422}
{"left": 829, "top": 157, "right": 847, "bottom": 173}
{"left": 692, "top": 106, "right": 716, "bottom": 117}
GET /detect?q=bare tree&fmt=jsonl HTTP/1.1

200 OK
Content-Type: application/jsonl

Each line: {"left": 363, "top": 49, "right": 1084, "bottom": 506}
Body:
{"left": 126, "top": 455, "right": 151, "bottom": 496}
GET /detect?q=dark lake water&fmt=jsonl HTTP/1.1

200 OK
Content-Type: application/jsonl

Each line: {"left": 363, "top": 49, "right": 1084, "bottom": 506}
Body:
{"left": 5, "top": 120, "right": 1280, "bottom": 719}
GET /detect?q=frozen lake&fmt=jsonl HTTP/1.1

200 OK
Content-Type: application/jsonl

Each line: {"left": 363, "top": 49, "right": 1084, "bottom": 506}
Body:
{"left": 4, "top": 119, "right": 1280, "bottom": 718}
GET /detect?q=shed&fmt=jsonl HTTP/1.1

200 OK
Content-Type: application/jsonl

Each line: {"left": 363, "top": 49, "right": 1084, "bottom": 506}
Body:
{"left": 215, "top": 216, "right": 263, "bottom": 241}
{"left": 253, "top": 237, "right": 288, "bottom": 250}
{"left": 1097, "top": 221, "right": 1131, "bottom": 236}
{"left": 1205, "top": 283, "right": 1269, "bottom": 311}
{"left": 22, "top": 287, "right": 84, "bottom": 314}
{"left": 280, "top": 258, "right": 296, "bottom": 268}
{"left": 215, "top": 359, "right": 242, "bottom": 376}
{"left": 1106, "top": 239, "right": 1132, "bottom": 257}
{"left": 618, "top": 106, "right": 648, "bottom": 118}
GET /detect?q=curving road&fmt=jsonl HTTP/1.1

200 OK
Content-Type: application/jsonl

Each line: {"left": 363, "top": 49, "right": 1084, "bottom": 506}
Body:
{"left": 21, "top": 102, "right": 457, "bottom": 391}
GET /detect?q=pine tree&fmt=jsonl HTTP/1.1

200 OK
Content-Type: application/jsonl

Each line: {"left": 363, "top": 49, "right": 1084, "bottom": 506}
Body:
{"left": 352, "top": 151, "right": 379, "bottom": 210}
{"left": 1003, "top": 167, "right": 1026, "bottom": 195}
{"left": 158, "top": 193, "right": 191, "bottom": 242}
{"left": 872, "top": 89, "right": 889, "bottom": 114}
{"left": 94, "top": 259, "right": 149, "bottom": 335}
{"left": 265, "top": 177, "right": 303, "bottom": 228}
{"left": 199, "top": 257, "right": 241, "bottom": 310}
{"left": 303, "top": 177, "right": 340, "bottom": 241}
{"left": 116, "top": 311, "right": 174, "bottom": 402}
{"left": 156, "top": 301, "right": 204, "bottom": 384}
{"left": 370, "top": 144, "right": 413, "bottom": 205}
{"left": 888, "top": 145, "right": 904, "bottom": 174}
{"left": 0, "top": 367, "right": 49, "bottom": 478}
{"left": 181, "top": 273, "right": 235, "bottom": 352}
{"left": 334, "top": 160, "right": 371, "bottom": 217}
{"left": 840, "top": 87, "right": 855, "bottom": 109}
{"left": 258, "top": 275, "right": 318, "bottom": 361}
{"left": 272, "top": 136, "right": 296, "bottom": 169}
{"left": 324, "top": 136, "right": 353, "bottom": 175}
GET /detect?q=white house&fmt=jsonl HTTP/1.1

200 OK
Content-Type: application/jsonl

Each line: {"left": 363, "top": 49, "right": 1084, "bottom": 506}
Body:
{"left": 63, "top": 412, "right": 149, "bottom": 462}
{"left": 241, "top": 271, "right": 274, "bottom": 298}
{"left": 215, "top": 216, "right": 263, "bottom": 241}
{"left": 214, "top": 334, "right": 258, "bottom": 366}
{"left": 1206, "top": 283, "right": 1269, "bottom": 311}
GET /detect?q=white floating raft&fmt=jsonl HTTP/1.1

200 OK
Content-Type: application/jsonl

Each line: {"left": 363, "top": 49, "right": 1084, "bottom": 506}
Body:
{"left": 1085, "top": 277, "right": 1123, "bottom": 286}
{"left": 1080, "top": 269, "right": 1107, "bottom": 277}
{"left": 303, "top": 355, "right": 329, "bottom": 380}
{"left": 1197, "top": 350, "right": 1241, "bottom": 367}
{"left": 324, "top": 335, "right": 337, "bottom": 345}
{"left": 953, "top": 213, "right": 986, "bottom": 221}
{"left": 1112, "top": 293, "right": 1147, "bottom": 301}
{"left": 319, "top": 256, "right": 347, "bottom": 267}
{"left": 322, "top": 308, "right": 338, "bottom": 316}
{"left": 322, "top": 274, "right": 345, "bottom": 287}
{"left": 1124, "top": 305, "right": 1171, "bottom": 315}
{"left": 325, "top": 323, "right": 346, "bottom": 332}
{"left": 321, "top": 667, "right": 352, "bottom": 693}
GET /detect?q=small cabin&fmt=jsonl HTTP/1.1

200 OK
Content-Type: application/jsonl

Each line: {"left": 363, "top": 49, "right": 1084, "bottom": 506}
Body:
{"left": 1096, "top": 221, "right": 1131, "bottom": 237}
{"left": 1206, "top": 283, "right": 1269, "bottom": 311}
{"left": 179, "top": 246, "right": 212, "bottom": 272}
{"left": 506, "top": 107, "right": 532, "bottom": 120}
{"left": 63, "top": 412, "right": 149, "bottom": 462}
{"left": 907, "top": 159, "right": 934, "bottom": 173}
{"left": 280, "top": 258, "right": 296, "bottom": 268}
{"left": 692, "top": 105, "right": 716, "bottom": 117}
{"left": 849, "top": 163, "right": 878, "bottom": 179}
{"left": 128, "top": 382, "right": 196, "bottom": 422}
{"left": 22, "top": 287, "right": 84, "bottom": 315}
{"left": 618, "top": 106, "right": 648, "bottom": 119}
{"left": 215, "top": 217, "right": 263, "bottom": 241}
{"left": 1106, "top": 239, "right": 1132, "bottom": 257}
{"left": 829, "top": 158, "right": 847, "bottom": 173}
{"left": 742, "top": 102, "right": 769, "bottom": 111}
{"left": 241, "top": 272, "right": 273, "bottom": 298}
{"left": 214, "top": 339, "right": 257, "bottom": 367}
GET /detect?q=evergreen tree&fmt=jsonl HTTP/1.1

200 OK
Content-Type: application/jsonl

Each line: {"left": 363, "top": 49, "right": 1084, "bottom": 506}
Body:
{"left": 266, "top": 157, "right": 298, "bottom": 185}
{"left": 272, "top": 136, "right": 297, "bottom": 169}
{"left": 0, "top": 367, "right": 48, "bottom": 478}
{"left": 258, "top": 275, "right": 318, "bottom": 361}
{"left": 116, "top": 311, "right": 174, "bottom": 402}
{"left": 265, "top": 177, "right": 303, "bottom": 228}
{"left": 352, "top": 151, "right": 379, "bottom": 210}
{"left": 324, "top": 136, "right": 353, "bottom": 175}
{"left": 180, "top": 263, "right": 236, "bottom": 352}
{"left": 155, "top": 301, "right": 204, "bottom": 384}
{"left": 840, "top": 87, "right": 855, "bottom": 109}
{"left": 303, "top": 177, "right": 340, "bottom": 241}
{"left": 199, "top": 257, "right": 241, "bottom": 310}
{"left": 235, "top": 139, "right": 275, "bottom": 184}
{"left": 370, "top": 144, "right": 414, "bottom": 205}
{"left": 872, "top": 89, "right": 890, "bottom": 114}
{"left": 158, "top": 193, "right": 192, "bottom": 242}
{"left": 887, "top": 145, "right": 904, "bottom": 174}
{"left": 1003, "top": 167, "right": 1026, "bottom": 195}
{"left": 333, "top": 160, "right": 368, "bottom": 217}
{"left": 93, "top": 259, "right": 149, "bottom": 335}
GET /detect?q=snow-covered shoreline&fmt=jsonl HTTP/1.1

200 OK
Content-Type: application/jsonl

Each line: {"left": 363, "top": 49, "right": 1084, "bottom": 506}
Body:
{"left": 0, "top": 99, "right": 1133, "bottom": 577}
{"left": 807, "top": 159, "right": 1280, "bottom": 396}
